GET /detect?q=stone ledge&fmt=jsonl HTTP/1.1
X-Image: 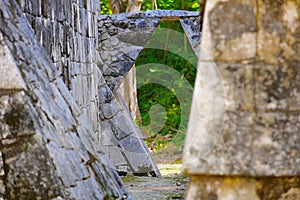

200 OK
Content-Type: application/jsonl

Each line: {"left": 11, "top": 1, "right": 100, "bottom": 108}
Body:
{"left": 99, "top": 10, "right": 199, "bottom": 21}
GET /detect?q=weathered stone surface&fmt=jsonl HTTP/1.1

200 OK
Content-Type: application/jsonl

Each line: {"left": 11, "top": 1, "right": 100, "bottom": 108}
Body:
{"left": 185, "top": 110, "right": 300, "bottom": 176}
{"left": 200, "top": 0, "right": 257, "bottom": 63}
{"left": 184, "top": 0, "right": 300, "bottom": 199}
{"left": 97, "top": 83, "right": 160, "bottom": 175}
{"left": 186, "top": 176, "right": 300, "bottom": 200}
{"left": 0, "top": 0, "right": 130, "bottom": 198}
{"left": 0, "top": 35, "right": 26, "bottom": 90}
{"left": 258, "top": 0, "right": 300, "bottom": 65}
{"left": 180, "top": 17, "right": 201, "bottom": 57}
{"left": 98, "top": 14, "right": 160, "bottom": 92}
{"left": 0, "top": 1, "right": 203, "bottom": 196}
{"left": 98, "top": 10, "right": 200, "bottom": 92}
{"left": 254, "top": 64, "right": 300, "bottom": 111}
{"left": 16, "top": 0, "right": 161, "bottom": 177}
{"left": 183, "top": 61, "right": 226, "bottom": 166}
{"left": 0, "top": 151, "right": 3, "bottom": 196}
{"left": 123, "top": 10, "right": 199, "bottom": 19}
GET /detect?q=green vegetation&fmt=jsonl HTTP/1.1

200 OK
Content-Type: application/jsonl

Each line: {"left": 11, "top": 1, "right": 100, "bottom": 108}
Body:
{"left": 100, "top": 0, "right": 112, "bottom": 14}
{"left": 136, "top": 20, "right": 197, "bottom": 153}
{"left": 100, "top": 0, "right": 199, "bottom": 14}
{"left": 100, "top": 0, "right": 199, "bottom": 153}
{"left": 140, "top": 0, "right": 199, "bottom": 11}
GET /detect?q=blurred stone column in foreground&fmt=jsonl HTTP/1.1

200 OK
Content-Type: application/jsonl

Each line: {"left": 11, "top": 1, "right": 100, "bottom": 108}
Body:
{"left": 183, "top": 0, "right": 300, "bottom": 199}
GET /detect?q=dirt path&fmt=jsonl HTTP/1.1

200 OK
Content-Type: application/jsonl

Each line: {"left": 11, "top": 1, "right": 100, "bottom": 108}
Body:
{"left": 122, "top": 164, "right": 188, "bottom": 200}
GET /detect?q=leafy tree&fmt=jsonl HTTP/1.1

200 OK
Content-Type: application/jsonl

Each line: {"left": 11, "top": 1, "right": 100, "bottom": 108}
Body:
{"left": 100, "top": 0, "right": 199, "bottom": 14}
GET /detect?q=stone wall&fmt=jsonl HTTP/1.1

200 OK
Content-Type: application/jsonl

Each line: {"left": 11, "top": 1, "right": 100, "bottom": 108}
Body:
{"left": 183, "top": 0, "right": 300, "bottom": 199}
{"left": 19, "top": 0, "right": 101, "bottom": 141}
{"left": 16, "top": 0, "right": 160, "bottom": 175}
{"left": 0, "top": 0, "right": 130, "bottom": 199}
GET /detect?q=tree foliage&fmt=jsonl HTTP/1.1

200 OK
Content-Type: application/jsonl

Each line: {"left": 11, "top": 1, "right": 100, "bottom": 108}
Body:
{"left": 100, "top": 0, "right": 199, "bottom": 14}
{"left": 136, "top": 21, "right": 197, "bottom": 138}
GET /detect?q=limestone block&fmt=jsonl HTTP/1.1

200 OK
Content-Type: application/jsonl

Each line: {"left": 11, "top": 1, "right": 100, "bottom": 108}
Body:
{"left": 73, "top": 3, "right": 81, "bottom": 34}
{"left": 183, "top": 61, "right": 226, "bottom": 170}
{"left": 99, "top": 121, "right": 119, "bottom": 146}
{"left": 81, "top": 8, "right": 88, "bottom": 37}
{"left": 180, "top": 16, "right": 201, "bottom": 57}
{"left": 186, "top": 176, "right": 300, "bottom": 200}
{"left": 47, "top": 143, "right": 81, "bottom": 188}
{"left": 254, "top": 64, "right": 300, "bottom": 111}
{"left": 0, "top": 35, "right": 25, "bottom": 90}
{"left": 91, "top": 0, "right": 100, "bottom": 14}
{"left": 0, "top": 92, "right": 65, "bottom": 199}
{"left": 200, "top": 0, "right": 257, "bottom": 63}
{"left": 185, "top": 111, "right": 300, "bottom": 176}
{"left": 98, "top": 98, "right": 120, "bottom": 119}
{"left": 258, "top": 0, "right": 300, "bottom": 65}
{"left": 91, "top": 38, "right": 98, "bottom": 63}
{"left": 72, "top": 75, "right": 84, "bottom": 108}
{"left": 67, "top": 178, "right": 106, "bottom": 199}
{"left": 41, "top": 0, "right": 54, "bottom": 19}
{"left": 42, "top": 18, "right": 53, "bottom": 55}
{"left": 119, "top": 135, "right": 154, "bottom": 174}
{"left": 66, "top": 0, "right": 72, "bottom": 22}
{"left": 79, "top": 36, "right": 86, "bottom": 63}
{"left": 184, "top": 111, "right": 254, "bottom": 176}
{"left": 218, "top": 63, "right": 254, "bottom": 112}
{"left": 54, "top": 1, "right": 66, "bottom": 22}
{"left": 184, "top": 63, "right": 300, "bottom": 177}
{"left": 90, "top": 101, "right": 99, "bottom": 131}
{"left": 66, "top": 27, "right": 73, "bottom": 57}
{"left": 251, "top": 112, "right": 300, "bottom": 176}
{"left": 107, "top": 112, "right": 134, "bottom": 140}
{"left": 86, "top": 39, "right": 93, "bottom": 64}
{"left": 108, "top": 146, "right": 128, "bottom": 167}
{"left": 119, "top": 135, "right": 146, "bottom": 154}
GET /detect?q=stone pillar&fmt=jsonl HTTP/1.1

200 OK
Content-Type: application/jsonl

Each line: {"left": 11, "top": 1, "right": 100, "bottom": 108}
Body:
{"left": 183, "top": 0, "right": 300, "bottom": 199}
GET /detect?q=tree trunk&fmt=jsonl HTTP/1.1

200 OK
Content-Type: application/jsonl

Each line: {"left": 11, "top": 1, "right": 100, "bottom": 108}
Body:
{"left": 109, "top": 0, "right": 128, "bottom": 13}
{"left": 126, "top": 0, "right": 143, "bottom": 12}
{"left": 109, "top": 0, "right": 143, "bottom": 124}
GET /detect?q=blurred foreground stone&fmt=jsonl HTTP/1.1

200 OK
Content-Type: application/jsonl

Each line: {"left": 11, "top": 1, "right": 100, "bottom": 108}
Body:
{"left": 183, "top": 0, "right": 300, "bottom": 199}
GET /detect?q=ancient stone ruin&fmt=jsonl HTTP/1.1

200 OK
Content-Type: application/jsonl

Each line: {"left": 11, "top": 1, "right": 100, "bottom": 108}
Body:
{"left": 0, "top": 0, "right": 128, "bottom": 198}
{"left": 0, "top": 0, "right": 299, "bottom": 199}
{"left": 183, "top": 0, "right": 300, "bottom": 199}
{"left": 0, "top": 0, "right": 200, "bottom": 199}
{"left": 97, "top": 10, "right": 200, "bottom": 174}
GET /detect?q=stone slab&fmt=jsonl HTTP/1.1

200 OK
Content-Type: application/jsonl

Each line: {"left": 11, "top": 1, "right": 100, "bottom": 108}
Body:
{"left": 199, "top": 0, "right": 257, "bottom": 63}
{"left": 186, "top": 176, "right": 300, "bottom": 200}
{"left": 257, "top": 0, "right": 300, "bottom": 65}
{"left": 254, "top": 64, "right": 300, "bottom": 111}
{"left": 0, "top": 34, "right": 25, "bottom": 90}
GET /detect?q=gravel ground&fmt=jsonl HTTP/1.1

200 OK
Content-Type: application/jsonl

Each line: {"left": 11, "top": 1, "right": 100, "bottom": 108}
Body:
{"left": 122, "top": 164, "right": 188, "bottom": 200}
